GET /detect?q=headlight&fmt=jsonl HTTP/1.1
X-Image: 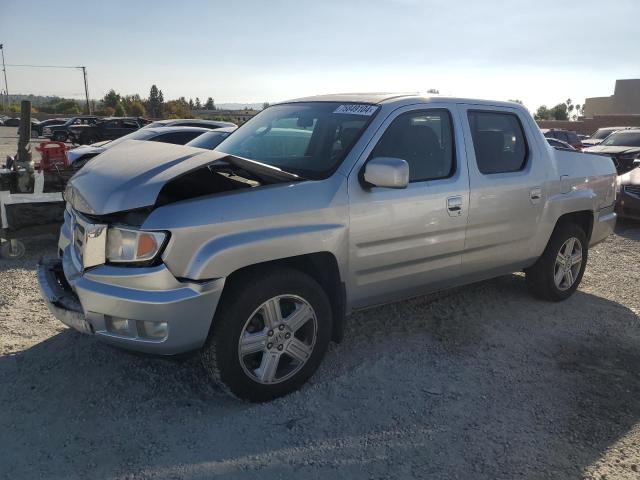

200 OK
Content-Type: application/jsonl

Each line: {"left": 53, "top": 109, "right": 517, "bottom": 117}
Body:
{"left": 106, "top": 226, "right": 167, "bottom": 263}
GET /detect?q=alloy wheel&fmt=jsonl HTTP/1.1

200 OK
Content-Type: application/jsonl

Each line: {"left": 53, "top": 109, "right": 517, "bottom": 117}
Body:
{"left": 554, "top": 237, "right": 583, "bottom": 291}
{"left": 237, "top": 294, "right": 317, "bottom": 385}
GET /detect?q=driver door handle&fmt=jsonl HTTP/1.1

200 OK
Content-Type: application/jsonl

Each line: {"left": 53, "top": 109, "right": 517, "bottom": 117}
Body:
{"left": 447, "top": 196, "right": 463, "bottom": 217}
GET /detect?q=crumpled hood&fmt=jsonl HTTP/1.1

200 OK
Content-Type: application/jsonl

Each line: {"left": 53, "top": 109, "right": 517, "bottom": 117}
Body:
{"left": 67, "top": 140, "right": 228, "bottom": 215}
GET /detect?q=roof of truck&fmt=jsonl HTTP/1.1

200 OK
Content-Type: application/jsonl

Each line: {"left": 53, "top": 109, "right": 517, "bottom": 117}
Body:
{"left": 280, "top": 93, "right": 522, "bottom": 108}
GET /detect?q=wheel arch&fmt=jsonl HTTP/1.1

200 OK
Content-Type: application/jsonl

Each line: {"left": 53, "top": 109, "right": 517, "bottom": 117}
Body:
{"left": 222, "top": 252, "right": 347, "bottom": 343}
{"left": 554, "top": 210, "right": 594, "bottom": 241}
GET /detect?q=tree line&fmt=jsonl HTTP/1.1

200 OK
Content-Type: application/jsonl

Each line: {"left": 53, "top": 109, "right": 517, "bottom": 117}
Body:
{"left": 99, "top": 85, "right": 216, "bottom": 119}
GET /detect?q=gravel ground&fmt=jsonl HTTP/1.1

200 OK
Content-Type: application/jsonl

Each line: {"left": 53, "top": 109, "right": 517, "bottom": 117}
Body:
{"left": 1, "top": 223, "right": 639, "bottom": 480}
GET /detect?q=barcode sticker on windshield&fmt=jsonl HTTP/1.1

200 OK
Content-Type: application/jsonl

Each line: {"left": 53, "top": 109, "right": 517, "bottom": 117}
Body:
{"left": 333, "top": 104, "right": 378, "bottom": 116}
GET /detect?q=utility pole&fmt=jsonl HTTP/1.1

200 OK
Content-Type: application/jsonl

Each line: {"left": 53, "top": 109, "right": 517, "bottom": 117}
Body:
{"left": 0, "top": 44, "right": 8, "bottom": 112}
{"left": 81, "top": 66, "right": 91, "bottom": 114}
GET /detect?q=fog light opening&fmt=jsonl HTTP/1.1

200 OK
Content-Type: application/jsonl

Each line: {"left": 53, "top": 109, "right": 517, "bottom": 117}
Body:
{"left": 138, "top": 321, "right": 168, "bottom": 340}
{"left": 105, "top": 316, "right": 135, "bottom": 337}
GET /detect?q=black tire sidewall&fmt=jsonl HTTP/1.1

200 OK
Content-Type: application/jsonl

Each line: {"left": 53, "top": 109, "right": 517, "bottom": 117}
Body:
{"left": 204, "top": 268, "right": 332, "bottom": 402}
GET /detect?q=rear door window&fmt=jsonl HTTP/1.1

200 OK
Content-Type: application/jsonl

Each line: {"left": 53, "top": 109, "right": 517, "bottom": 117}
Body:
{"left": 467, "top": 111, "right": 528, "bottom": 174}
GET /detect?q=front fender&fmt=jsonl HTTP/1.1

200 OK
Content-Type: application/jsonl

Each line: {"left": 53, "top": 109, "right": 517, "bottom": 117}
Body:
{"left": 184, "top": 223, "right": 347, "bottom": 279}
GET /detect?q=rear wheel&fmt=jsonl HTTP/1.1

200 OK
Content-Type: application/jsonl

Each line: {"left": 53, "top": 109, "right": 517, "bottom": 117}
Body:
{"left": 201, "top": 268, "right": 332, "bottom": 402}
{"left": 526, "top": 222, "right": 588, "bottom": 301}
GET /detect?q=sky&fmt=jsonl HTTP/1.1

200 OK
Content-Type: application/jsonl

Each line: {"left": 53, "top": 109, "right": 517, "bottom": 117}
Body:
{"left": 1, "top": 0, "right": 639, "bottom": 112}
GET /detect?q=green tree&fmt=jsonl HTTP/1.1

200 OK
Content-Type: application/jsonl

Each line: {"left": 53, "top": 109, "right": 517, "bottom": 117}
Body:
{"left": 164, "top": 99, "right": 191, "bottom": 119}
{"left": 262, "top": 102, "right": 270, "bottom": 110}
{"left": 114, "top": 103, "right": 126, "bottom": 116}
{"left": 102, "top": 89, "right": 121, "bottom": 109}
{"left": 54, "top": 100, "right": 81, "bottom": 114}
{"left": 534, "top": 105, "right": 551, "bottom": 120}
{"left": 188, "top": 98, "right": 194, "bottom": 110}
{"left": 129, "top": 100, "right": 145, "bottom": 116}
{"left": 549, "top": 103, "right": 568, "bottom": 120}
{"left": 204, "top": 97, "right": 215, "bottom": 110}
{"left": 147, "top": 85, "right": 164, "bottom": 117}
{"left": 195, "top": 97, "right": 202, "bottom": 109}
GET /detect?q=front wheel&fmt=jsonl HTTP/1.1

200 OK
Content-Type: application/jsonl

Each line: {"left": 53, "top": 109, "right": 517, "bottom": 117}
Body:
{"left": 526, "top": 222, "right": 588, "bottom": 301}
{"left": 201, "top": 268, "right": 332, "bottom": 402}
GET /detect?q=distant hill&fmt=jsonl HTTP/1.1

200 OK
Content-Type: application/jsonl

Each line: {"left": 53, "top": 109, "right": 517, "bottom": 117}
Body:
{"left": 215, "top": 103, "right": 264, "bottom": 111}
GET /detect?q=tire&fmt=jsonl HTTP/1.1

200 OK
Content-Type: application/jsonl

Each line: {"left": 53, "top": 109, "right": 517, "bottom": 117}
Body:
{"left": 525, "top": 222, "right": 588, "bottom": 301}
{"left": 1, "top": 240, "right": 26, "bottom": 259}
{"left": 80, "top": 134, "right": 96, "bottom": 145}
{"left": 201, "top": 267, "right": 333, "bottom": 402}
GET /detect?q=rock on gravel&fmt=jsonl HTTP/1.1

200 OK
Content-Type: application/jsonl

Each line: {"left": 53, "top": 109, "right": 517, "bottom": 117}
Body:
{"left": 1, "top": 225, "right": 639, "bottom": 480}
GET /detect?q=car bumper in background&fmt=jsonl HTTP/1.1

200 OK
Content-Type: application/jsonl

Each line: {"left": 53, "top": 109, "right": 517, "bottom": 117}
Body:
{"left": 616, "top": 188, "right": 640, "bottom": 221}
{"left": 37, "top": 250, "right": 225, "bottom": 355}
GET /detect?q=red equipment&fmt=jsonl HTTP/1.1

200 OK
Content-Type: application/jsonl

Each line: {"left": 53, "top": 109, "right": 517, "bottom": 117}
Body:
{"left": 35, "top": 141, "right": 70, "bottom": 172}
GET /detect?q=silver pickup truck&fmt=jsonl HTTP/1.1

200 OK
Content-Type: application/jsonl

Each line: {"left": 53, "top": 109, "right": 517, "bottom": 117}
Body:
{"left": 38, "top": 94, "right": 617, "bottom": 401}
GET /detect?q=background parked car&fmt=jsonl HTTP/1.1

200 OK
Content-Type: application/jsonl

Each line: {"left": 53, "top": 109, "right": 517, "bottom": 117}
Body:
{"left": 69, "top": 117, "right": 148, "bottom": 144}
{"left": 541, "top": 129, "right": 583, "bottom": 150}
{"left": 584, "top": 128, "right": 640, "bottom": 175}
{"left": 3, "top": 117, "right": 20, "bottom": 127}
{"left": 43, "top": 116, "right": 99, "bottom": 141}
{"left": 144, "top": 118, "right": 237, "bottom": 129}
{"left": 581, "top": 126, "right": 635, "bottom": 148}
{"left": 616, "top": 161, "right": 640, "bottom": 222}
{"left": 546, "top": 137, "right": 576, "bottom": 149}
{"left": 183, "top": 126, "right": 237, "bottom": 150}
{"left": 28, "top": 118, "right": 69, "bottom": 137}
{"left": 16, "top": 118, "right": 41, "bottom": 137}
{"left": 67, "top": 126, "right": 211, "bottom": 167}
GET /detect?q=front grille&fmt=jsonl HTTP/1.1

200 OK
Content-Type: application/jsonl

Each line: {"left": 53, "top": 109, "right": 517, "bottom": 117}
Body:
{"left": 69, "top": 209, "right": 107, "bottom": 269}
{"left": 624, "top": 185, "right": 640, "bottom": 198}
{"left": 71, "top": 212, "right": 86, "bottom": 263}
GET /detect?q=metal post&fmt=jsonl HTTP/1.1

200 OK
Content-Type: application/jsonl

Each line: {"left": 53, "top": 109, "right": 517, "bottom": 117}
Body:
{"left": 81, "top": 66, "right": 91, "bottom": 114}
{"left": 0, "top": 44, "right": 8, "bottom": 112}
{"left": 16, "top": 100, "right": 34, "bottom": 193}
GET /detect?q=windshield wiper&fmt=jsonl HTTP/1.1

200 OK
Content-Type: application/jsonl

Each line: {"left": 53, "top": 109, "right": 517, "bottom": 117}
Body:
{"left": 220, "top": 154, "right": 307, "bottom": 182}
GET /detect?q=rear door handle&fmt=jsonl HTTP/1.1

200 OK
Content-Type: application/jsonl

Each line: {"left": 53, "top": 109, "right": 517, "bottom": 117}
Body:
{"left": 447, "top": 196, "right": 463, "bottom": 217}
{"left": 530, "top": 187, "right": 542, "bottom": 204}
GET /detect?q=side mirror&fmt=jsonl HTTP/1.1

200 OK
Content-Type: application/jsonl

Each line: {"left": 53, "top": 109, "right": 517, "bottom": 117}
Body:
{"left": 363, "top": 157, "right": 409, "bottom": 189}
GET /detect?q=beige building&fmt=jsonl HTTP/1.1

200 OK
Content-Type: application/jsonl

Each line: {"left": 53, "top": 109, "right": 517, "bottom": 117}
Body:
{"left": 583, "top": 79, "right": 640, "bottom": 117}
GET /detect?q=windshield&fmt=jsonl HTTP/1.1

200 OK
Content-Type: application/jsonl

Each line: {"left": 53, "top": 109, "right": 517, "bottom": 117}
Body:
{"left": 601, "top": 131, "right": 640, "bottom": 147}
{"left": 186, "top": 130, "right": 232, "bottom": 150}
{"left": 592, "top": 129, "right": 617, "bottom": 140}
{"left": 216, "top": 102, "right": 378, "bottom": 179}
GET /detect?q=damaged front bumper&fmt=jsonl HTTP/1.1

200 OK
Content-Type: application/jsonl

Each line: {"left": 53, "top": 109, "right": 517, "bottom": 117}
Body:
{"left": 37, "top": 251, "right": 226, "bottom": 355}
{"left": 38, "top": 257, "right": 93, "bottom": 335}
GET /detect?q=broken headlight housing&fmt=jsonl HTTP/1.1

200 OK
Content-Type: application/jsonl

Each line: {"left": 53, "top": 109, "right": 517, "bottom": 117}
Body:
{"left": 106, "top": 227, "right": 168, "bottom": 264}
